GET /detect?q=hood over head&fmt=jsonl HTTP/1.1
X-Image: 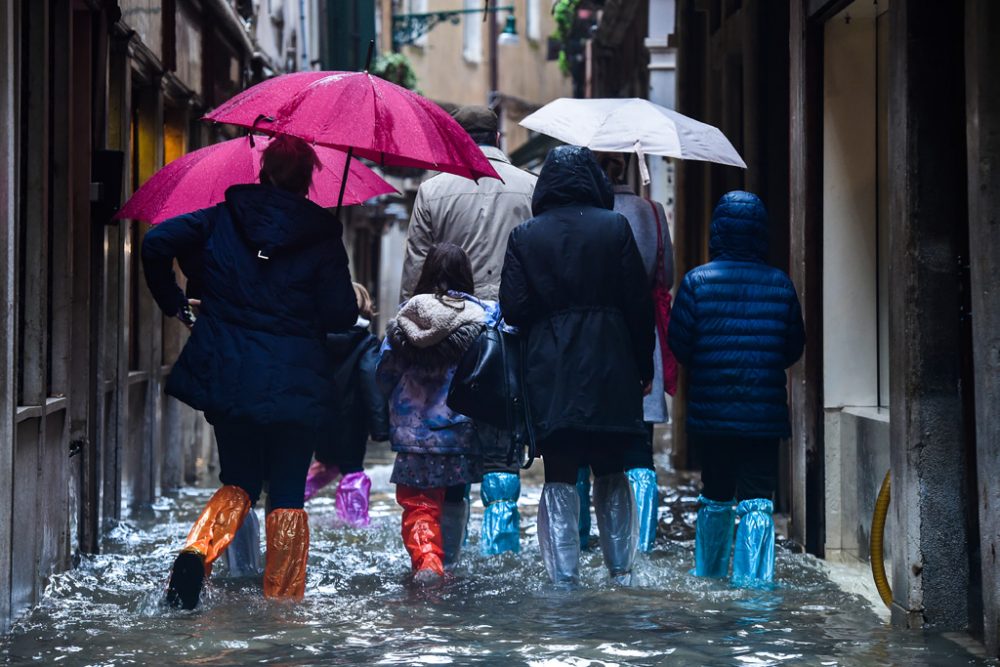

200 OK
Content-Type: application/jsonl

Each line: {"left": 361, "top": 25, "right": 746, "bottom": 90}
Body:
{"left": 225, "top": 184, "right": 341, "bottom": 259}
{"left": 709, "top": 190, "right": 769, "bottom": 262}
{"left": 531, "top": 146, "right": 614, "bottom": 216}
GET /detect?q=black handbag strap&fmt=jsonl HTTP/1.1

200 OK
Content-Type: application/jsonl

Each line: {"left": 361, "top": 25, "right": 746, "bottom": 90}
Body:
{"left": 499, "top": 322, "right": 536, "bottom": 469}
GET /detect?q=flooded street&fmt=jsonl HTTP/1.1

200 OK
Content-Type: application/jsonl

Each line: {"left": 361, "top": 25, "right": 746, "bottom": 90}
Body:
{"left": 1, "top": 445, "right": 990, "bottom": 667}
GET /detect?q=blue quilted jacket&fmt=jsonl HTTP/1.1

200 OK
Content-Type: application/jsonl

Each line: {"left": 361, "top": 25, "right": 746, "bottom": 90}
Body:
{"left": 668, "top": 191, "right": 805, "bottom": 438}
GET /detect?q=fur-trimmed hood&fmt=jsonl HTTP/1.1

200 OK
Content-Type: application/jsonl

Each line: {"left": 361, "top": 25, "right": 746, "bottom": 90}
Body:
{"left": 386, "top": 320, "right": 483, "bottom": 367}
{"left": 386, "top": 294, "right": 486, "bottom": 367}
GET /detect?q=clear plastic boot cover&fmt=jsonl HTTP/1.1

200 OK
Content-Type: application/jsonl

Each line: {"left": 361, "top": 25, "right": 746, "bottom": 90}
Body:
{"left": 537, "top": 483, "right": 581, "bottom": 585}
{"left": 219, "top": 509, "right": 262, "bottom": 578}
{"left": 575, "top": 466, "right": 592, "bottom": 548}
{"left": 593, "top": 473, "right": 638, "bottom": 585}
{"left": 440, "top": 496, "right": 470, "bottom": 566}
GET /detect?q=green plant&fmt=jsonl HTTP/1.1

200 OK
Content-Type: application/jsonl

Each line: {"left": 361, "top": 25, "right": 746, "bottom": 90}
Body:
{"left": 552, "top": 0, "right": 580, "bottom": 41}
{"left": 552, "top": 0, "right": 581, "bottom": 76}
{"left": 558, "top": 49, "right": 570, "bottom": 76}
{"left": 371, "top": 53, "right": 420, "bottom": 92}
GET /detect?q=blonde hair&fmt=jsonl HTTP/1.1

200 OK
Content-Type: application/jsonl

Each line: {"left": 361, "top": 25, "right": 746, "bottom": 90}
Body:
{"left": 353, "top": 282, "right": 375, "bottom": 320}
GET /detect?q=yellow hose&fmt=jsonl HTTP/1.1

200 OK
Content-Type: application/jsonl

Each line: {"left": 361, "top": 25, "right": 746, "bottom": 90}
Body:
{"left": 870, "top": 470, "right": 893, "bottom": 609}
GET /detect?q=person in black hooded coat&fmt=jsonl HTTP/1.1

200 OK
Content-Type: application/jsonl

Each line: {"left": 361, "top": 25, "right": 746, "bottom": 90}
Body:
{"left": 500, "top": 146, "right": 654, "bottom": 585}
{"left": 141, "top": 136, "right": 357, "bottom": 608}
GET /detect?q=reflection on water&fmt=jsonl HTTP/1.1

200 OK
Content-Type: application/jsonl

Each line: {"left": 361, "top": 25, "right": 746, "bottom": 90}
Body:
{"left": 1, "top": 447, "right": 990, "bottom": 666}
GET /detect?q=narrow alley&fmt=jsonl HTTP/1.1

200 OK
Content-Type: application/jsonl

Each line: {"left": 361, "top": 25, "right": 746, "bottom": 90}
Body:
{"left": 1, "top": 443, "right": 986, "bottom": 666}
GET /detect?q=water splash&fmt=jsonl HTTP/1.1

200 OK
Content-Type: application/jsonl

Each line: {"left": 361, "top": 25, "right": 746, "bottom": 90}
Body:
{"left": 1, "top": 448, "right": 990, "bottom": 666}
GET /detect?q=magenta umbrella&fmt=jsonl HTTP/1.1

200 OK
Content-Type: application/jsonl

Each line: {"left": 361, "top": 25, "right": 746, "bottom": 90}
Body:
{"left": 202, "top": 71, "right": 501, "bottom": 183}
{"left": 117, "top": 135, "right": 397, "bottom": 224}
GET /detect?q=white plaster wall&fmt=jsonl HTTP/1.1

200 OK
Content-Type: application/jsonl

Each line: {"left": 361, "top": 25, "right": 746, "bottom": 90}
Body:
{"left": 822, "top": 2, "right": 879, "bottom": 409}
{"left": 254, "top": 0, "right": 305, "bottom": 72}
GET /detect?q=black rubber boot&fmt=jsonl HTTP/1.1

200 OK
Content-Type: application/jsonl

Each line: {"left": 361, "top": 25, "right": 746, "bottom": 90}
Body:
{"left": 166, "top": 550, "right": 206, "bottom": 610}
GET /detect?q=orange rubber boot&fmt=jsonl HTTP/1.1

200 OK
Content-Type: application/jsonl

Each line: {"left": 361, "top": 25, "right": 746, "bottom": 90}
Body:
{"left": 396, "top": 486, "right": 445, "bottom": 577}
{"left": 264, "top": 509, "right": 310, "bottom": 600}
{"left": 167, "top": 485, "right": 251, "bottom": 609}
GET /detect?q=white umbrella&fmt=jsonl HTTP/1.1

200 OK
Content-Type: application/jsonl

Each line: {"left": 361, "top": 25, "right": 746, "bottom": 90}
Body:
{"left": 520, "top": 97, "right": 747, "bottom": 183}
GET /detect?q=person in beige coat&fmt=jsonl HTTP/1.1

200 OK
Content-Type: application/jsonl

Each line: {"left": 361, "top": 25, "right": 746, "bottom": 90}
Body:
{"left": 400, "top": 106, "right": 537, "bottom": 304}
{"left": 399, "top": 105, "right": 536, "bottom": 558}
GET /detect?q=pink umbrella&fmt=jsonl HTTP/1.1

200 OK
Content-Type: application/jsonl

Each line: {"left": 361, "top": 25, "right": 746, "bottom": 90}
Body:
{"left": 117, "top": 135, "right": 397, "bottom": 224}
{"left": 202, "top": 71, "right": 500, "bottom": 183}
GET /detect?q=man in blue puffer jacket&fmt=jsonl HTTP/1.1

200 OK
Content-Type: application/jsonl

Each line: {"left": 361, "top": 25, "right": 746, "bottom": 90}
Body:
{"left": 668, "top": 191, "right": 805, "bottom": 587}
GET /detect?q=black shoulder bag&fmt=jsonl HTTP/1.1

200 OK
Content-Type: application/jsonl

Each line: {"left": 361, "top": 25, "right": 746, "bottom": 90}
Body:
{"left": 447, "top": 321, "right": 537, "bottom": 468}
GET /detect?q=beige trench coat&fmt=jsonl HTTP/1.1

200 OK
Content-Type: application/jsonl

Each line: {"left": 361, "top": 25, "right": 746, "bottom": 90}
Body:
{"left": 400, "top": 146, "right": 537, "bottom": 303}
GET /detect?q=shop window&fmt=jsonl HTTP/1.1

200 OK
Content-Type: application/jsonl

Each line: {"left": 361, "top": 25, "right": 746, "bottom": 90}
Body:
{"left": 162, "top": 105, "right": 188, "bottom": 367}
{"left": 128, "top": 83, "right": 161, "bottom": 373}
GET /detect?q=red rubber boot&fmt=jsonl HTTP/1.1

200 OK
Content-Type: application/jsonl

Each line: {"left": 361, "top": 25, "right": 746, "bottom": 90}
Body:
{"left": 396, "top": 486, "right": 445, "bottom": 580}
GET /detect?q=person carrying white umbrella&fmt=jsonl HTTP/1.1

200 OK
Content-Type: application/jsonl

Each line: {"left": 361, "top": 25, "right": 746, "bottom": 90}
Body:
{"left": 520, "top": 97, "right": 746, "bottom": 559}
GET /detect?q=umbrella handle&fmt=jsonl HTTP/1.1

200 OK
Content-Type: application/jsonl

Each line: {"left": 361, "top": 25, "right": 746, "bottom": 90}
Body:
{"left": 249, "top": 114, "right": 275, "bottom": 147}
{"left": 364, "top": 40, "right": 375, "bottom": 72}
{"left": 335, "top": 147, "right": 355, "bottom": 222}
{"left": 634, "top": 140, "right": 651, "bottom": 186}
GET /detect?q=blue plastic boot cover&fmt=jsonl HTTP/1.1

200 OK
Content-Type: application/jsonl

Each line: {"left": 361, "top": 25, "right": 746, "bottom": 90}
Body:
{"left": 593, "top": 473, "right": 639, "bottom": 584}
{"left": 219, "top": 509, "right": 261, "bottom": 578}
{"left": 694, "top": 495, "right": 735, "bottom": 578}
{"left": 537, "top": 483, "right": 581, "bottom": 585}
{"left": 576, "top": 466, "right": 592, "bottom": 547}
{"left": 732, "top": 498, "right": 775, "bottom": 588}
{"left": 480, "top": 472, "right": 521, "bottom": 555}
{"left": 626, "top": 468, "right": 658, "bottom": 552}
{"left": 440, "top": 497, "right": 471, "bottom": 566}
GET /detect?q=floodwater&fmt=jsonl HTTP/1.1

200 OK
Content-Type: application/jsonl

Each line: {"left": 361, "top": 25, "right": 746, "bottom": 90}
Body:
{"left": 2, "top": 445, "right": 992, "bottom": 667}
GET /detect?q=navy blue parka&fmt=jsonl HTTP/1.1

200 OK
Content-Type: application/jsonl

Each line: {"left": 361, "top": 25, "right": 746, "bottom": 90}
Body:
{"left": 668, "top": 191, "right": 805, "bottom": 438}
{"left": 141, "top": 184, "right": 358, "bottom": 429}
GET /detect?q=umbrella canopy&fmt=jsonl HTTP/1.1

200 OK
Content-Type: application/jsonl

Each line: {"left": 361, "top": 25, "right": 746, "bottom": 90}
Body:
{"left": 520, "top": 97, "right": 747, "bottom": 168}
{"left": 203, "top": 71, "right": 500, "bottom": 182}
{"left": 117, "top": 135, "right": 397, "bottom": 224}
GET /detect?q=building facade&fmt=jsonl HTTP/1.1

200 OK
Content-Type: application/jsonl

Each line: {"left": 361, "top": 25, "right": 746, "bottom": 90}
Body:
{"left": 0, "top": 0, "right": 318, "bottom": 632}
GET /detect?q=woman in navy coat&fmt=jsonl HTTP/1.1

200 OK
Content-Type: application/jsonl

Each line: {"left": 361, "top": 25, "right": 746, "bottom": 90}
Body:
{"left": 142, "top": 136, "right": 357, "bottom": 608}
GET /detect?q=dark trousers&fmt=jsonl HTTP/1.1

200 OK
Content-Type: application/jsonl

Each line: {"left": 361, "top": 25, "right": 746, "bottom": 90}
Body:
{"left": 622, "top": 423, "right": 655, "bottom": 471}
{"left": 540, "top": 429, "right": 628, "bottom": 484}
{"left": 479, "top": 424, "right": 521, "bottom": 476}
{"left": 214, "top": 420, "right": 315, "bottom": 510}
{"left": 693, "top": 433, "right": 779, "bottom": 502}
{"left": 315, "top": 434, "right": 366, "bottom": 474}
